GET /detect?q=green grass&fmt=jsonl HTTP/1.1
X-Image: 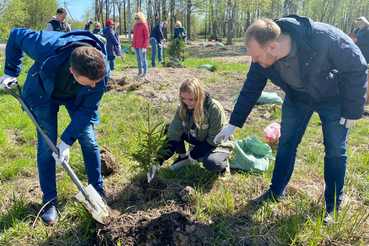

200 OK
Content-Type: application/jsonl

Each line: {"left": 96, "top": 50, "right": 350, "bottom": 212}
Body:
{"left": 0, "top": 47, "right": 369, "bottom": 245}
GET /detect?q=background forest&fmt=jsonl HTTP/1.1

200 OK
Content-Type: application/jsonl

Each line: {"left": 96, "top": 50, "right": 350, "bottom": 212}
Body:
{"left": 0, "top": 0, "right": 368, "bottom": 44}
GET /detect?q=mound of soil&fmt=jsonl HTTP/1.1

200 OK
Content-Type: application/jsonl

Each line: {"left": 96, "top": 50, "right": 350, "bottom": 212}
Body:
{"left": 96, "top": 205, "right": 215, "bottom": 246}
{"left": 107, "top": 77, "right": 132, "bottom": 92}
{"left": 100, "top": 147, "right": 119, "bottom": 176}
{"left": 164, "top": 62, "right": 184, "bottom": 68}
{"left": 205, "top": 44, "right": 214, "bottom": 47}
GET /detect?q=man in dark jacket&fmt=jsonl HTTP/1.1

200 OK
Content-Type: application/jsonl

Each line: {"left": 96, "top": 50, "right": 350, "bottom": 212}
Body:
{"left": 149, "top": 21, "right": 168, "bottom": 67}
{"left": 0, "top": 28, "right": 111, "bottom": 225}
{"left": 46, "top": 8, "right": 71, "bottom": 33}
{"left": 214, "top": 15, "right": 367, "bottom": 224}
{"left": 84, "top": 21, "right": 93, "bottom": 31}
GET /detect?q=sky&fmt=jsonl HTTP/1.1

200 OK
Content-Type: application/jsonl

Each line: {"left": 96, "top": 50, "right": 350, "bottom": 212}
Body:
{"left": 59, "top": 0, "right": 92, "bottom": 21}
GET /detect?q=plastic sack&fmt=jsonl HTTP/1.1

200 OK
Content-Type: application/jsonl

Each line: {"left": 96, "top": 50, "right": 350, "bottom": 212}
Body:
{"left": 230, "top": 136, "right": 274, "bottom": 172}
{"left": 199, "top": 42, "right": 205, "bottom": 46}
{"left": 263, "top": 123, "right": 281, "bottom": 142}
{"left": 172, "top": 58, "right": 180, "bottom": 63}
{"left": 239, "top": 46, "right": 246, "bottom": 50}
{"left": 198, "top": 64, "right": 216, "bottom": 72}
{"left": 256, "top": 92, "right": 283, "bottom": 105}
{"left": 122, "top": 46, "right": 130, "bottom": 53}
{"left": 232, "top": 91, "right": 283, "bottom": 105}
{"left": 215, "top": 42, "right": 224, "bottom": 46}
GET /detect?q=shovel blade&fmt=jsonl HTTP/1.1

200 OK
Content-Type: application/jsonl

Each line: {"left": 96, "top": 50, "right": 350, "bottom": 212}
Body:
{"left": 76, "top": 184, "right": 109, "bottom": 224}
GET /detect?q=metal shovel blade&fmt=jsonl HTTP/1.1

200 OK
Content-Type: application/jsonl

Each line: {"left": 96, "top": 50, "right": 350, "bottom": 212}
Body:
{"left": 76, "top": 184, "right": 109, "bottom": 224}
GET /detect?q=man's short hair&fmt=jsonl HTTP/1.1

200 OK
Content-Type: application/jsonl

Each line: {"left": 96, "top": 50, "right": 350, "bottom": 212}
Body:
{"left": 244, "top": 18, "right": 281, "bottom": 49}
{"left": 56, "top": 8, "right": 67, "bottom": 15}
{"left": 70, "top": 47, "right": 107, "bottom": 81}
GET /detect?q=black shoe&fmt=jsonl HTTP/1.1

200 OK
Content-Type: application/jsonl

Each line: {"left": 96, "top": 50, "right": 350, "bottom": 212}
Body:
{"left": 98, "top": 189, "right": 110, "bottom": 204}
{"left": 168, "top": 156, "right": 190, "bottom": 170}
{"left": 250, "top": 189, "right": 283, "bottom": 205}
{"left": 40, "top": 200, "right": 57, "bottom": 225}
{"left": 323, "top": 205, "right": 339, "bottom": 224}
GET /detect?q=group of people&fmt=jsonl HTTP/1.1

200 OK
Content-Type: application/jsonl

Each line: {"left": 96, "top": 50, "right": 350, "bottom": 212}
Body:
{"left": 131, "top": 12, "right": 187, "bottom": 80}
{"left": 0, "top": 13, "right": 367, "bottom": 227}
{"left": 46, "top": 8, "right": 122, "bottom": 71}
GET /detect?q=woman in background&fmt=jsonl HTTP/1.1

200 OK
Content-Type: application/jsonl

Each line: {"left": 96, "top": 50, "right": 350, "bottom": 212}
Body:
{"left": 103, "top": 20, "right": 122, "bottom": 71}
{"left": 132, "top": 12, "right": 150, "bottom": 80}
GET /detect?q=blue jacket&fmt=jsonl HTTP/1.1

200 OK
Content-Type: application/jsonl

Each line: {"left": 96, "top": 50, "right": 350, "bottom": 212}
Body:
{"left": 354, "top": 26, "right": 369, "bottom": 63}
{"left": 174, "top": 27, "right": 187, "bottom": 42}
{"left": 103, "top": 27, "right": 122, "bottom": 57}
{"left": 230, "top": 15, "right": 368, "bottom": 128}
{"left": 150, "top": 22, "right": 165, "bottom": 43}
{"left": 4, "top": 28, "right": 110, "bottom": 146}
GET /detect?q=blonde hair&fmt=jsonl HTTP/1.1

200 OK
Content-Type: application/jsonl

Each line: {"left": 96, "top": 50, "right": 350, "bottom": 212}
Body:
{"left": 179, "top": 78, "right": 205, "bottom": 128}
{"left": 135, "top": 12, "right": 147, "bottom": 23}
{"left": 356, "top": 17, "right": 369, "bottom": 27}
{"left": 244, "top": 18, "right": 281, "bottom": 49}
{"left": 94, "top": 21, "right": 101, "bottom": 27}
{"left": 175, "top": 21, "right": 182, "bottom": 27}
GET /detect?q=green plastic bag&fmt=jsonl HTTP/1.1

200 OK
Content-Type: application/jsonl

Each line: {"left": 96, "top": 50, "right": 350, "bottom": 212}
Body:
{"left": 122, "top": 46, "right": 130, "bottom": 53}
{"left": 215, "top": 42, "right": 224, "bottom": 46}
{"left": 230, "top": 136, "right": 274, "bottom": 172}
{"left": 199, "top": 42, "right": 205, "bottom": 46}
{"left": 172, "top": 58, "right": 180, "bottom": 63}
{"left": 233, "top": 92, "right": 283, "bottom": 105}
{"left": 198, "top": 64, "right": 216, "bottom": 72}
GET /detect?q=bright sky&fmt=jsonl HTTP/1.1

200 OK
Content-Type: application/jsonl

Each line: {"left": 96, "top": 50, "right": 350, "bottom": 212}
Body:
{"left": 59, "top": 0, "right": 92, "bottom": 21}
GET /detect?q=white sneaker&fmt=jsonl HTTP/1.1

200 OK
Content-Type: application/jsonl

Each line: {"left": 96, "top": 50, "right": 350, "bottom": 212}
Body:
{"left": 138, "top": 74, "right": 147, "bottom": 80}
{"left": 134, "top": 73, "right": 143, "bottom": 79}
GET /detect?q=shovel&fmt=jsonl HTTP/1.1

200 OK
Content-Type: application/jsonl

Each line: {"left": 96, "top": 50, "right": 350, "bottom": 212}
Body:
{"left": 5, "top": 82, "right": 109, "bottom": 224}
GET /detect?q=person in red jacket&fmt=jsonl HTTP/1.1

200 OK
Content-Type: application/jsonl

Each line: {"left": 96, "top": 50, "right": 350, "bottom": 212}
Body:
{"left": 132, "top": 12, "right": 150, "bottom": 80}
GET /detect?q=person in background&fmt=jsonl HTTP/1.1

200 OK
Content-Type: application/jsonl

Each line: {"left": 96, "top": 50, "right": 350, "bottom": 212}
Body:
{"left": 84, "top": 21, "right": 93, "bottom": 31}
{"left": 214, "top": 16, "right": 367, "bottom": 224}
{"left": 351, "top": 17, "right": 369, "bottom": 104}
{"left": 46, "top": 8, "right": 71, "bottom": 33}
{"left": 103, "top": 20, "right": 122, "bottom": 71}
{"left": 0, "top": 28, "right": 111, "bottom": 225}
{"left": 93, "top": 21, "right": 104, "bottom": 36}
{"left": 148, "top": 78, "right": 234, "bottom": 183}
{"left": 132, "top": 12, "right": 149, "bottom": 80}
{"left": 149, "top": 21, "right": 168, "bottom": 67}
{"left": 173, "top": 21, "right": 187, "bottom": 42}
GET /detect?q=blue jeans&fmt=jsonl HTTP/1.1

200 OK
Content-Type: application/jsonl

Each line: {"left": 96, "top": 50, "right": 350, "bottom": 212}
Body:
{"left": 108, "top": 56, "right": 116, "bottom": 70}
{"left": 32, "top": 97, "right": 104, "bottom": 203}
{"left": 149, "top": 37, "right": 163, "bottom": 67}
{"left": 270, "top": 96, "right": 349, "bottom": 207}
{"left": 133, "top": 48, "right": 147, "bottom": 74}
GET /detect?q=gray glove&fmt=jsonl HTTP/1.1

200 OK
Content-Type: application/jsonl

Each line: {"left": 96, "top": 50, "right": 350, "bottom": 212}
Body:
{"left": 0, "top": 75, "right": 17, "bottom": 89}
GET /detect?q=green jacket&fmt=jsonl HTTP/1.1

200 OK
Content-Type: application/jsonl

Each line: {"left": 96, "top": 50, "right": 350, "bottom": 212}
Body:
{"left": 167, "top": 96, "right": 234, "bottom": 154}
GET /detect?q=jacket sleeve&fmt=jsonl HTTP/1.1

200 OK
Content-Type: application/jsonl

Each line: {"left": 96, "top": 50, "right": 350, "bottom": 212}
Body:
{"left": 159, "top": 22, "right": 165, "bottom": 40}
{"left": 205, "top": 103, "right": 227, "bottom": 146}
{"left": 61, "top": 89, "right": 104, "bottom": 146}
{"left": 167, "top": 108, "right": 185, "bottom": 142}
{"left": 229, "top": 63, "right": 268, "bottom": 127}
{"left": 327, "top": 29, "right": 367, "bottom": 119}
{"left": 4, "top": 28, "right": 61, "bottom": 77}
{"left": 143, "top": 24, "right": 150, "bottom": 49}
{"left": 108, "top": 29, "right": 120, "bottom": 46}
{"left": 46, "top": 23, "right": 53, "bottom": 31}
{"left": 181, "top": 28, "right": 187, "bottom": 38}
{"left": 355, "top": 28, "right": 369, "bottom": 47}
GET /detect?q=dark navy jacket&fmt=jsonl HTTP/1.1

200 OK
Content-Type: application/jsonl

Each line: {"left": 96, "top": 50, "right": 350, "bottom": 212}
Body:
{"left": 4, "top": 28, "right": 110, "bottom": 146}
{"left": 354, "top": 26, "right": 369, "bottom": 63}
{"left": 103, "top": 27, "right": 122, "bottom": 57}
{"left": 150, "top": 22, "right": 165, "bottom": 43}
{"left": 230, "top": 15, "right": 368, "bottom": 128}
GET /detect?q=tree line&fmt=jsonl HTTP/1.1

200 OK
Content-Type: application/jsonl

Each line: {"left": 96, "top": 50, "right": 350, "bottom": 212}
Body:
{"left": 0, "top": 0, "right": 368, "bottom": 44}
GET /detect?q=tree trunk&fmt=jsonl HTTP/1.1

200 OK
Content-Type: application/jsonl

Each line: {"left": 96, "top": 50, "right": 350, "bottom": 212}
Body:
{"left": 226, "top": 0, "right": 236, "bottom": 45}
{"left": 123, "top": 0, "right": 127, "bottom": 36}
{"left": 162, "top": 0, "right": 167, "bottom": 38}
{"left": 128, "top": 0, "right": 131, "bottom": 42}
{"left": 106, "top": 0, "right": 108, "bottom": 21}
{"left": 170, "top": 0, "right": 175, "bottom": 35}
{"left": 148, "top": 0, "right": 153, "bottom": 30}
{"left": 187, "top": 0, "right": 191, "bottom": 40}
{"left": 154, "top": 0, "right": 160, "bottom": 24}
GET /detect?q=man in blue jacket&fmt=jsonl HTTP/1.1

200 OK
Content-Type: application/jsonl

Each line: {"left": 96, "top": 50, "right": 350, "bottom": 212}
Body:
{"left": 0, "top": 28, "right": 111, "bottom": 225}
{"left": 149, "top": 21, "right": 168, "bottom": 67}
{"left": 214, "top": 16, "right": 367, "bottom": 224}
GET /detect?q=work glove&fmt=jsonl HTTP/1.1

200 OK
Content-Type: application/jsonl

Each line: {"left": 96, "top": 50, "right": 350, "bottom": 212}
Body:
{"left": 142, "top": 48, "right": 147, "bottom": 53}
{"left": 147, "top": 164, "right": 160, "bottom": 183}
{"left": 214, "top": 124, "right": 236, "bottom": 144}
{"left": 52, "top": 141, "right": 70, "bottom": 166}
{"left": 188, "top": 151, "right": 199, "bottom": 165}
{"left": 131, "top": 47, "right": 135, "bottom": 52}
{"left": 0, "top": 75, "right": 17, "bottom": 89}
{"left": 339, "top": 117, "right": 359, "bottom": 128}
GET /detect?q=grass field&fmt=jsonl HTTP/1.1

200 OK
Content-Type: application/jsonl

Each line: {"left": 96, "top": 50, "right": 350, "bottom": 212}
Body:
{"left": 0, "top": 41, "right": 368, "bottom": 245}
